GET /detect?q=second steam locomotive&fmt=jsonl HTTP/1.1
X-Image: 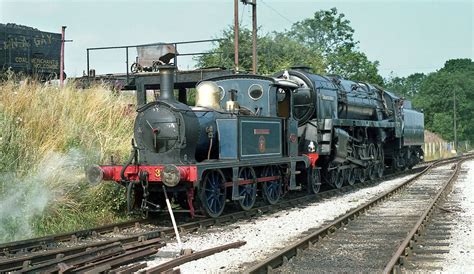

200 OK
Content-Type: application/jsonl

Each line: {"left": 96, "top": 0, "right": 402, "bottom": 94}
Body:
{"left": 87, "top": 65, "right": 424, "bottom": 218}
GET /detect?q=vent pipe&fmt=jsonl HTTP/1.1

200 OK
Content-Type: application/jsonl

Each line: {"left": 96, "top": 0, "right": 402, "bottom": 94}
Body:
{"left": 158, "top": 65, "right": 175, "bottom": 101}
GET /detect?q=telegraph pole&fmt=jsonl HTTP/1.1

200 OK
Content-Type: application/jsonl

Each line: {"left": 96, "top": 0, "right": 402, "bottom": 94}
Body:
{"left": 60, "top": 26, "right": 66, "bottom": 88}
{"left": 59, "top": 26, "right": 72, "bottom": 88}
{"left": 241, "top": 0, "right": 257, "bottom": 74}
{"left": 454, "top": 89, "right": 457, "bottom": 153}
{"left": 251, "top": 0, "right": 257, "bottom": 74}
{"left": 234, "top": 0, "right": 239, "bottom": 72}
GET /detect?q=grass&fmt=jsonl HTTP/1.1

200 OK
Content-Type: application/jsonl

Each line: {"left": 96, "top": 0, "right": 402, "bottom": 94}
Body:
{"left": 0, "top": 78, "right": 134, "bottom": 242}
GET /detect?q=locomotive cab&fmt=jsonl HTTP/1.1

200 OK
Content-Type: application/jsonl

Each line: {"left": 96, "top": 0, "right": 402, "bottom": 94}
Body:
{"left": 206, "top": 75, "right": 302, "bottom": 160}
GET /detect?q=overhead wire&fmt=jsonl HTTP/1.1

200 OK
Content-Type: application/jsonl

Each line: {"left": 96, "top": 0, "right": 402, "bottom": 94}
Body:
{"left": 240, "top": 3, "right": 246, "bottom": 27}
{"left": 260, "top": 0, "right": 294, "bottom": 25}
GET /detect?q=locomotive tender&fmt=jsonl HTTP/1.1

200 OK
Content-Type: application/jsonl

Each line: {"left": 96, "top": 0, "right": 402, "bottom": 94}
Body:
{"left": 86, "top": 65, "right": 424, "bottom": 218}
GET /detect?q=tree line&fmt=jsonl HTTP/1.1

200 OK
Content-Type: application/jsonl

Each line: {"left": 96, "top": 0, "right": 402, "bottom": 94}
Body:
{"left": 196, "top": 8, "right": 473, "bottom": 145}
{"left": 386, "top": 59, "right": 474, "bottom": 145}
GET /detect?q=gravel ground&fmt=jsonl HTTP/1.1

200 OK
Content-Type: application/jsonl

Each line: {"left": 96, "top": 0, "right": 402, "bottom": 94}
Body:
{"left": 145, "top": 174, "right": 416, "bottom": 272}
{"left": 442, "top": 159, "right": 474, "bottom": 272}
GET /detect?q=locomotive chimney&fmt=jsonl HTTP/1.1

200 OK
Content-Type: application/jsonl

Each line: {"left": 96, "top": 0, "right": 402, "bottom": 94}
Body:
{"left": 158, "top": 65, "right": 176, "bottom": 101}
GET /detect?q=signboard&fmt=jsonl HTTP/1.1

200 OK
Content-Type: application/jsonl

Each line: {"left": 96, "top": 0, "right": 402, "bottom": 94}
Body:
{"left": 0, "top": 23, "right": 61, "bottom": 77}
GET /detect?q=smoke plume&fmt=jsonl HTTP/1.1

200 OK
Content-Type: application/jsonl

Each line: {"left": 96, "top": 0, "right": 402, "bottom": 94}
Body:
{"left": 0, "top": 150, "right": 88, "bottom": 243}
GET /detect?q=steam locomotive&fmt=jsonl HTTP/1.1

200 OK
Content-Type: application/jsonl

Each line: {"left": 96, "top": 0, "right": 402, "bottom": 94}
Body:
{"left": 86, "top": 65, "right": 424, "bottom": 218}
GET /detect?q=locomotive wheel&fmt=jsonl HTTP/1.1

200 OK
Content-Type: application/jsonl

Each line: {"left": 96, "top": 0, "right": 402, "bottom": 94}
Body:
{"left": 353, "top": 168, "right": 361, "bottom": 184}
{"left": 358, "top": 168, "right": 367, "bottom": 183}
{"left": 368, "top": 143, "right": 376, "bottom": 159}
{"left": 366, "top": 143, "right": 377, "bottom": 181}
{"left": 328, "top": 169, "right": 343, "bottom": 189}
{"left": 199, "top": 169, "right": 226, "bottom": 218}
{"left": 376, "top": 145, "right": 385, "bottom": 178}
{"left": 393, "top": 155, "right": 406, "bottom": 171}
{"left": 308, "top": 168, "right": 321, "bottom": 194}
{"left": 376, "top": 163, "right": 384, "bottom": 178}
{"left": 342, "top": 168, "right": 350, "bottom": 185}
{"left": 336, "top": 169, "right": 345, "bottom": 188}
{"left": 368, "top": 164, "right": 376, "bottom": 180}
{"left": 126, "top": 182, "right": 143, "bottom": 214}
{"left": 237, "top": 167, "right": 257, "bottom": 211}
{"left": 261, "top": 166, "right": 282, "bottom": 205}
{"left": 152, "top": 61, "right": 160, "bottom": 72}
{"left": 347, "top": 168, "right": 356, "bottom": 186}
{"left": 131, "top": 63, "right": 142, "bottom": 73}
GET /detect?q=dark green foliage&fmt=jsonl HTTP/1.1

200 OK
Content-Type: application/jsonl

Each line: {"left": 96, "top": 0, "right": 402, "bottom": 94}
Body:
{"left": 287, "top": 8, "right": 383, "bottom": 85}
{"left": 289, "top": 7, "right": 357, "bottom": 56}
{"left": 196, "top": 27, "right": 252, "bottom": 71}
{"left": 195, "top": 27, "right": 325, "bottom": 74}
{"left": 440, "top": 58, "right": 474, "bottom": 73}
{"left": 326, "top": 46, "right": 383, "bottom": 85}
{"left": 386, "top": 59, "right": 474, "bottom": 144}
{"left": 414, "top": 60, "right": 474, "bottom": 143}
{"left": 385, "top": 73, "right": 427, "bottom": 99}
{"left": 258, "top": 32, "right": 325, "bottom": 75}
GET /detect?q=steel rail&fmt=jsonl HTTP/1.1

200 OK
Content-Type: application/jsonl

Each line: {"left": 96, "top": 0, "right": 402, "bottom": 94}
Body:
{"left": 16, "top": 242, "right": 125, "bottom": 273}
{"left": 146, "top": 241, "right": 246, "bottom": 273}
{"left": 245, "top": 156, "right": 468, "bottom": 273}
{"left": 16, "top": 239, "right": 165, "bottom": 273}
{"left": 383, "top": 157, "right": 470, "bottom": 273}
{"left": 68, "top": 243, "right": 164, "bottom": 273}
{"left": 0, "top": 219, "right": 151, "bottom": 256}
{"left": 0, "top": 230, "right": 163, "bottom": 272}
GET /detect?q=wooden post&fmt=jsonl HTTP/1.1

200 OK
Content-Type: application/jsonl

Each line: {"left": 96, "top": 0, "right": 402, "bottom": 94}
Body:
{"left": 234, "top": 0, "right": 239, "bottom": 71}
{"left": 60, "top": 26, "right": 66, "bottom": 88}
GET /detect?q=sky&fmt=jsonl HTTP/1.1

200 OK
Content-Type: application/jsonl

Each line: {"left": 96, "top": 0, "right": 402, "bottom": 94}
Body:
{"left": 1, "top": 0, "right": 472, "bottom": 79}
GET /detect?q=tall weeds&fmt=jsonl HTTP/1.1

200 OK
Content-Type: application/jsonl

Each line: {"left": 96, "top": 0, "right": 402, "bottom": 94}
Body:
{"left": 0, "top": 79, "right": 134, "bottom": 242}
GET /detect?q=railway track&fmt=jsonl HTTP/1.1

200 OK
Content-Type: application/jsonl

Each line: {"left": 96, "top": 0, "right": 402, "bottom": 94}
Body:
{"left": 0, "top": 157, "right": 460, "bottom": 273}
{"left": 0, "top": 219, "right": 154, "bottom": 257}
{"left": 399, "top": 165, "right": 469, "bottom": 272}
{"left": 246, "top": 155, "right": 469, "bottom": 273}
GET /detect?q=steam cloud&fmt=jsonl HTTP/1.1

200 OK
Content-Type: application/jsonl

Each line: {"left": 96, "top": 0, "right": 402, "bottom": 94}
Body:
{"left": 0, "top": 150, "right": 88, "bottom": 243}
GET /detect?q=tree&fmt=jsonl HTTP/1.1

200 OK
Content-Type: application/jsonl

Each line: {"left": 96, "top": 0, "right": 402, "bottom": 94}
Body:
{"left": 412, "top": 59, "right": 474, "bottom": 143}
{"left": 195, "top": 26, "right": 325, "bottom": 75}
{"left": 289, "top": 7, "right": 356, "bottom": 56}
{"left": 385, "top": 72, "right": 426, "bottom": 98}
{"left": 439, "top": 58, "right": 474, "bottom": 73}
{"left": 196, "top": 27, "right": 253, "bottom": 71}
{"left": 256, "top": 32, "right": 325, "bottom": 75}
{"left": 196, "top": 8, "right": 383, "bottom": 84}
{"left": 326, "top": 46, "right": 383, "bottom": 85}
{"left": 288, "top": 8, "right": 383, "bottom": 85}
